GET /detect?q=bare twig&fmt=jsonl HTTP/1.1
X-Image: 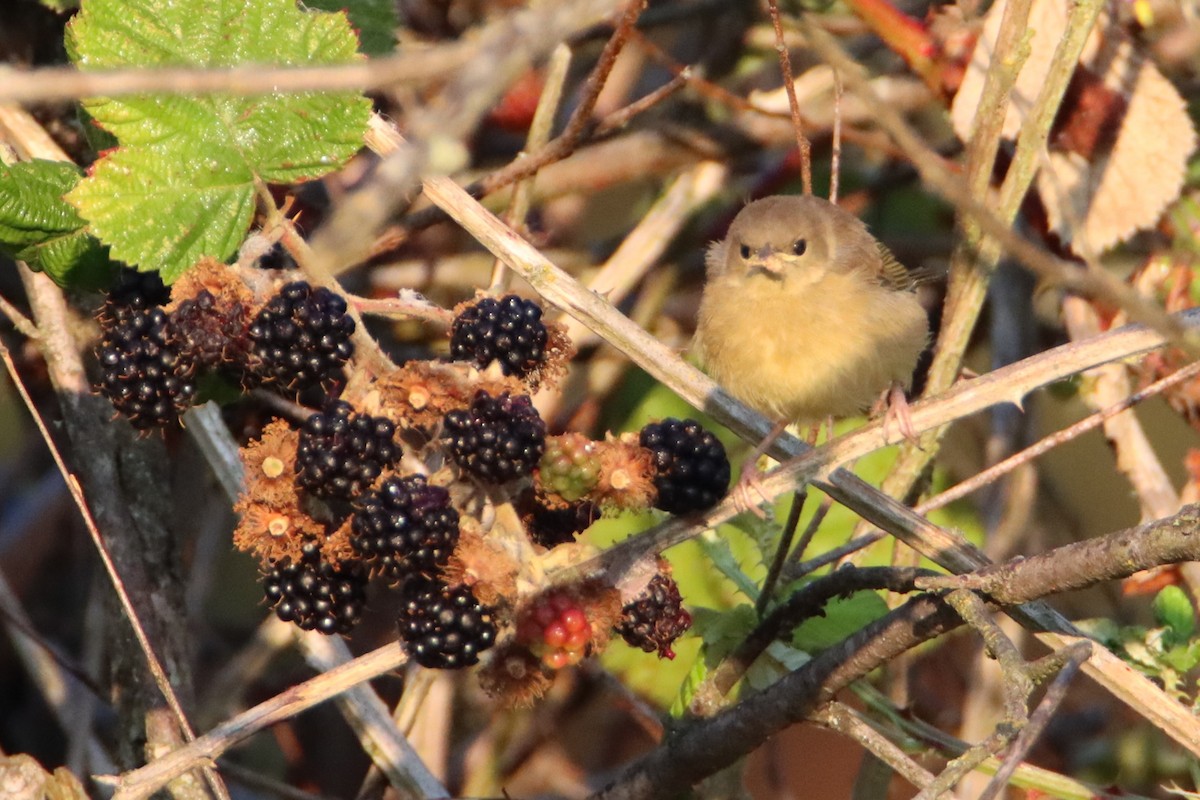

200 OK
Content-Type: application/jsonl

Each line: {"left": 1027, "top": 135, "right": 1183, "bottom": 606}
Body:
{"left": 767, "top": 0, "right": 813, "bottom": 194}
{"left": 105, "top": 642, "right": 409, "bottom": 800}
{"left": 0, "top": 50, "right": 474, "bottom": 106}
{"left": 918, "top": 359, "right": 1200, "bottom": 515}
{"left": 813, "top": 703, "right": 935, "bottom": 792}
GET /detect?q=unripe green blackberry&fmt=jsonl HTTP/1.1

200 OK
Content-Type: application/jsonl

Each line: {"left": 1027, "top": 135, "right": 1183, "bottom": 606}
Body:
{"left": 95, "top": 279, "right": 196, "bottom": 430}
{"left": 263, "top": 542, "right": 367, "bottom": 635}
{"left": 442, "top": 391, "right": 546, "bottom": 483}
{"left": 295, "top": 401, "right": 401, "bottom": 500}
{"left": 639, "top": 418, "right": 730, "bottom": 515}
{"left": 351, "top": 475, "right": 459, "bottom": 582}
{"left": 398, "top": 577, "right": 496, "bottom": 669}
{"left": 248, "top": 281, "right": 354, "bottom": 393}
{"left": 617, "top": 573, "right": 691, "bottom": 659}
{"left": 537, "top": 433, "right": 601, "bottom": 502}
{"left": 450, "top": 294, "right": 547, "bottom": 378}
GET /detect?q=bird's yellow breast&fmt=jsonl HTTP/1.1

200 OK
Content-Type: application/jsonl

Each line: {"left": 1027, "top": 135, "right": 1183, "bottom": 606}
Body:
{"left": 695, "top": 269, "right": 928, "bottom": 423}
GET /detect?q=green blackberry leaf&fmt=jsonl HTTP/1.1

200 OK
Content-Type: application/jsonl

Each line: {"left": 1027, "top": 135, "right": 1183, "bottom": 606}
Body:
{"left": 306, "top": 0, "right": 398, "bottom": 56}
{"left": 791, "top": 592, "right": 889, "bottom": 652}
{"left": 1154, "top": 585, "right": 1196, "bottom": 646}
{"left": 65, "top": 0, "right": 371, "bottom": 282}
{"left": 0, "top": 160, "right": 111, "bottom": 289}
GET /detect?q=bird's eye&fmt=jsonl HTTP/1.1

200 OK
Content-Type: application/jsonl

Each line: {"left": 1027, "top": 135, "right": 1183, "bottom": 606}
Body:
{"left": 739, "top": 243, "right": 751, "bottom": 259}
{"left": 792, "top": 238, "right": 807, "bottom": 256}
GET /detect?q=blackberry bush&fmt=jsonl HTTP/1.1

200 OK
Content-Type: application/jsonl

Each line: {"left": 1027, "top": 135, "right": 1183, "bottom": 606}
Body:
{"left": 442, "top": 390, "right": 546, "bottom": 483}
{"left": 450, "top": 294, "right": 548, "bottom": 378}
{"left": 248, "top": 280, "right": 355, "bottom": 393}
{"left": 617, "top": 573, "right": 691, "bottom": 660}
{"left": 95, "top": 282, "right": 196, "bottom": 430}
{"left": 263, "top": 541, "right": 368, "bottom": 635}
{"left": 295, "top": 401, "right": 401, "bottom": 500}
{"left": 398, "top": 577, "right": 496, "bottom": 669}
{"left": 639, "top": 418, "right": 730, "bottom": 515}
{"left": 352, "top": 475, "right": 460, "bottom": 582}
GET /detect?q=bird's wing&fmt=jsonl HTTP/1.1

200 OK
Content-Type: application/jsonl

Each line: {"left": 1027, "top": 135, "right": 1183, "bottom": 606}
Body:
{"left": 875, "top": 241, "right": 916, "bottom": 291}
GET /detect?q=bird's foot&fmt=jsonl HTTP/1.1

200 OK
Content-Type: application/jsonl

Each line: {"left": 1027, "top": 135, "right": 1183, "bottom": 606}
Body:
{"left": 875, "top": 383, "right": 920, "bottom": 447}
{"left": 732, "top": 459, "right": 772, "bottom": 519}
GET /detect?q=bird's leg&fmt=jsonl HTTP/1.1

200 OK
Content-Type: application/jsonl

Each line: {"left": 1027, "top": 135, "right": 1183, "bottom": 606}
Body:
{"left": 874, "top": 381, "right": 920, "bottom": 446}
{"left": 732, "top": 418, "right": 791, "bottom": 518}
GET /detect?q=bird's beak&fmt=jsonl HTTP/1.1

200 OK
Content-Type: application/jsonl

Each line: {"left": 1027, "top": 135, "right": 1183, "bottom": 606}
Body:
{"left": 747, "top": 246, "right": 785, "bottom": 277}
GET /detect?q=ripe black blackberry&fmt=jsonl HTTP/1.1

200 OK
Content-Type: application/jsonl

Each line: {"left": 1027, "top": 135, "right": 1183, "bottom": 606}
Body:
{"left": 262, "top": 541, "right": 367, "bottom": 635}
{"left": 516, "top": 489, "right": 599, "bottom": 548}
{"left": 639, "top": 418, "right": 730, "bottom": 515}
{"left": 617, "top": 573, "right": 691, "bottom": 659}
{"left": 397, "top": 577, "right": 496, "bottom": 669}
{"left": 101, "top": 269, "right": 171, "bottom": 319}
{"left": 450, "top": 294, "right": 547, "bottom": 378}
{"left": 248, "top": 281, "right": 354, "bottom": 393}
{"left": 442, "top": 391, "right": 546, "bottom": 483}
{"left": 96, "top": 284, "right": 196, "bottom": 430}
{"left": 295, "top": 401, "right": 401, "bottom": 500}
{"left": 170, "top": 289, "right": 249, "bottom": 370}
{"left": 352, "top": 475, "right": 459, "bottom": 581}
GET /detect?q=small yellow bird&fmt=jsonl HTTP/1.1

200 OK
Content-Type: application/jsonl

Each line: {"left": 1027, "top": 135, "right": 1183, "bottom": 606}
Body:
{"left": 694, "top": 194, "right": 929, "bottom": 435}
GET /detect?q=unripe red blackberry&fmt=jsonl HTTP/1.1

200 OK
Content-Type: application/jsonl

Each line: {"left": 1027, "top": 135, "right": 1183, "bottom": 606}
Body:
{"left": 639, "top": 418, "right": 730, "bottom": 515}
{"left": 248, "top": 281, "right": 354, "bottom": 393}
{"left": 95, "top": 281, "right": 196, "bottom": 430}
{"left": 398, "top": 577, "right": 496, "bottom": 669}
{"left": 351, "top": 475, "right": 459, "bottom": 582}
{"left": 617, "top": 573, "right": 691, "bottom": 659}
{"left": 262, "top": 542, "right": 367, "bottom": 635}
{"left": 516, "top": 590, "right": 592, "bottom": 669}
{"left": 450, "top": 294, "right": 548, "bottom": 378}
{"left": 295, "top": 401, "right": 401, "bottom": 500}
{"left": 442, "top": 391, "right": 546, "bottom": 483}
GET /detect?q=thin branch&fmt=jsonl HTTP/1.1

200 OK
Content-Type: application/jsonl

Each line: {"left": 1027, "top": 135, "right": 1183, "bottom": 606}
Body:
{"left": 0, "top": 50, "right": 473, "bottom": 105}
{"left": 918, "top": 359, "right": 1200, "bottom": 515}
{"left": 767, "top": 0, "right": 813, "bottom": 194}
{"left": 0, "top": 291, "right": 39, "bottom": 340}
{"left": 813, "top": 702, "right": 936, "bottom": 792}
{"left": 104, "top": 643, "right": 409, "bottom": 800}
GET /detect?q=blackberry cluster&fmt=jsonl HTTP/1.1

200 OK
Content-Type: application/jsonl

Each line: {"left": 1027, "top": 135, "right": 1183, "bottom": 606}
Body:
{"left": 617, "top": 574, "right": 691, "bottom": 660}
{"left": 170, "top": 289, "right": 248, "bottom": 370}
{"left": 295, "top": 401, "right": 401, "bottom": 500}
{"left": 398, "top": 577, "right": 496, "bottom": 669}
{"left": 248, "top": 281, "right": 355, "bottom": 393}
{"left": 352, "top": 475, "right": 460, "bottom": 582}
{"left": 95, "top": 279, "right": 196, "bottom": 430}
{"left": 450, "top": 294, "right": 548, "bottom": 378}
{"left": 639, "top": 418, "right": 730, "bottom": 515}
{"left": 442, "top": 391, "right": 546, "bottom": 483}
{"left": 263, "top": 542, "right": 368, "bottom": 635}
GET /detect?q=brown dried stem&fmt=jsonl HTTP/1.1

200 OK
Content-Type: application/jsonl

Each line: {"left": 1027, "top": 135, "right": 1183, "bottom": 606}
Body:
{"left": 767, "top": 0, "right": 814, "bottom": 194}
